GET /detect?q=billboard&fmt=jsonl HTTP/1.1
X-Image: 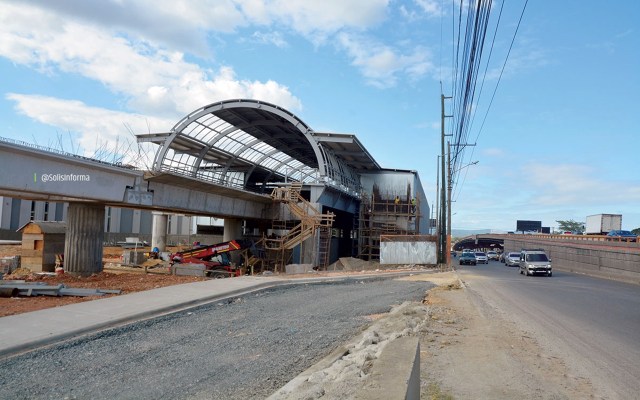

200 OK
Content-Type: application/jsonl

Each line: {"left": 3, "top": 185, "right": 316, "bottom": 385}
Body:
{"left": 516, "top": 220, "right": 541, "bottom": 232}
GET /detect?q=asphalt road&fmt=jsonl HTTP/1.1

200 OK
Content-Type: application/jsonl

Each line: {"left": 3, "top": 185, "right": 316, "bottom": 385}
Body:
{"left": 0, "top": 278, "right": 432, "bottom": 400}
{"left": 456, "top": 260, "right": 640, "bottom": 400}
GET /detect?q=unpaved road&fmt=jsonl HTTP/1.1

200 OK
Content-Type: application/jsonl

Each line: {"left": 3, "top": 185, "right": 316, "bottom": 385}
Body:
{"left": 0, "top": 278, "right": 432, "bottom": 399}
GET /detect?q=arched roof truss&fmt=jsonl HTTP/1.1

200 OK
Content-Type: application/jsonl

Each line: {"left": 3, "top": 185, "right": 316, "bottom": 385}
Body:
{"left": 144, "top": 99, "right": 380, "bottom": 196}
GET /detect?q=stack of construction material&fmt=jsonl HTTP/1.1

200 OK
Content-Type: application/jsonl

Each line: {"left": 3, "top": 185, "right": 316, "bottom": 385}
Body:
{"left": 122, "top": 251, "right": 147, "bottom": 265}
{"left": 0, "top": 256, "right": 20, "bottom": 275}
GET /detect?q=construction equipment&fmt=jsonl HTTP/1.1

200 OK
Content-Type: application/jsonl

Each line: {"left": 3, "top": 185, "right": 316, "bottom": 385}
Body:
{"left": 169, "top": 239, "right": 254, "bottom": 278}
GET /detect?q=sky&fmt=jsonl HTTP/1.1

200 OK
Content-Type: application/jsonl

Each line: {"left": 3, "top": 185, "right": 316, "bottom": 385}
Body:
{"left": 0, "top": 0, "right": 639, "bottom": 232}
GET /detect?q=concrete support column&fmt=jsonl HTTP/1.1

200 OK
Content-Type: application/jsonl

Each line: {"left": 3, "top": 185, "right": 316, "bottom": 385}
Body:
{"left": 151, "top": 212, "right": 168, "bottom": 252}
{"left": 223, "top": 218, "right": 243, "bottom": 242}
{"left": 301, "top": 235, "right": 314, "bottom": 265}
{"left": 224, "top": 218, "right": 243, "bottom": 266}
{"left": 64, "top": 202, "right": 105, "bottom": 276}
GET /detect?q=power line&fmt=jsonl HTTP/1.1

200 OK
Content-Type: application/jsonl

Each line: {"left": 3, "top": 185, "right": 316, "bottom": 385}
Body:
{"left": 445, "top": 0, "right": 529, "bottom": 200}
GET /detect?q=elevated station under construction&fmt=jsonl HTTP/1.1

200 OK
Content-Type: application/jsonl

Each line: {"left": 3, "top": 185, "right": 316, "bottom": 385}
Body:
{"left": 137, "top": 99, "right": 431, "bottom": 270}
{"left": 0, "top": 99, "right": 432, "bottom": 273}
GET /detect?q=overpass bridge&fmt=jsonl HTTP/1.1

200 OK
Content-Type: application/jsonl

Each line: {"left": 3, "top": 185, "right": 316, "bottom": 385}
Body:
{"left": 454, "top": 233, "right": 640, "bottom": 284}
{"left": 1, "top": 99, "right": 430, "bottom": 275}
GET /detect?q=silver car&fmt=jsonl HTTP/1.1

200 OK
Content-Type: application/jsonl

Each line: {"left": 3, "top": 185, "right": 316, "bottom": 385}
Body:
{"left": 519, "top": 250, "right": 552, "bottom": 276}
{"left": 504, "top": 252, "right": 521, "bottom": 267}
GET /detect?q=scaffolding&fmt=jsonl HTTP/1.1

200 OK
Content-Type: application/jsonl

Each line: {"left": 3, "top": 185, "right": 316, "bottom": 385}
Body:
{"left": 263, "top": 183, "right": 335, "bottom": 271}
{"left": 358, "top": 191, "right": 420, "bottom": 261}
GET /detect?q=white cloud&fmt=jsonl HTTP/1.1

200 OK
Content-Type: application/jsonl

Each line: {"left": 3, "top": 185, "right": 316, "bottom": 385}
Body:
{"left": 251, "top": 31, "right": 288, "bottom": 48}
{"left": 15, "top": 0, "right": 390, "bottom": 54}
{"left": 336, "top": 32, "right": 433, "bottom": 88}
{"left": 3, "top": 1, "right": 427, "bottom": 94}
{"left": 414, "top": 0, "right": 444, "bottom": 17}
{"left": 7, "top": 93, "right": 174, "bottom": 166}
{"left": 522, "top": 163, "right": 640, "bottom": 206}
{"left": 0, "top": 2, "right": 302, "bottom": 117}
{"left": 16, "top": 0, "right": 247, "bottom": 56}
{"left": 249, "top": 0, "right": 389, "bottom": 38}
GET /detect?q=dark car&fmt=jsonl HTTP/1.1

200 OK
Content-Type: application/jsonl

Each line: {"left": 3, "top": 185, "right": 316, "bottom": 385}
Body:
{"left": 459, "top": 252, "right": 477, "bottom": 265}
{"left": 606, "top": 230, "right": 637, "bottom": 242}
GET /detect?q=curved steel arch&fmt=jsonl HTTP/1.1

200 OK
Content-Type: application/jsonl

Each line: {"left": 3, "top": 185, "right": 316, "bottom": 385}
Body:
{"left": 153, "top": 99, "right": 361, "bottom": 193}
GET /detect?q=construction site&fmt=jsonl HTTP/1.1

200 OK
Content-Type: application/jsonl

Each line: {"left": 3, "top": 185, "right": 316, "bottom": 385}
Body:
{"left": 135, "top": 179, "right": 432, "bottom": 278}
{"left": 1, "top": 99, "right": 434, "bottom": 281}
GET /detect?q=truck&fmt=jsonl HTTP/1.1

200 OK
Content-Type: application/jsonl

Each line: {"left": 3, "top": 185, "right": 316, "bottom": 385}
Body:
{"left": 585, "top": 214, "right": 622, "bottom": 235}
{"left": 169, "top": 239, "right": 254, "bottom": 278}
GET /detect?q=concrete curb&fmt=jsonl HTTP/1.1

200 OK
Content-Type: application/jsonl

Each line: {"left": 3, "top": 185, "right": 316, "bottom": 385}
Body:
{"left": 356, "top": 337, "right": 421, "bottom": 400}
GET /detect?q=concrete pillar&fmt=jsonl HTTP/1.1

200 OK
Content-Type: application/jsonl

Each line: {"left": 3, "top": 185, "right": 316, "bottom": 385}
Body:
{"left": 223, "top": 218, "right": 243, "bottom": 242}
{"left": 64, "top": 202, "right": 105, "bottom": 276}
{"left": 151, "top": 212, "right": 168, "bottom": 252}
{"left": 224, "top": 218, "right": 243, "bottom": 266}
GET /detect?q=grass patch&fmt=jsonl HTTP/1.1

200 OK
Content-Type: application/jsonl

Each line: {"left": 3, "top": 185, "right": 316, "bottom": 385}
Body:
{"left": 423, "top": 382, "right": 455, "bottom": 400}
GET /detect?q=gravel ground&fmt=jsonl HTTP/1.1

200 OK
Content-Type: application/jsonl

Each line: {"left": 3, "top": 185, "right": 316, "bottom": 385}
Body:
{"left": 0, "top": 277, "right": 432, "bottom": 399}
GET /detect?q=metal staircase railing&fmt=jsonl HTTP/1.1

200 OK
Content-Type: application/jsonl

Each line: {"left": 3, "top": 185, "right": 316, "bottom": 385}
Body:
{"left": 269, "top": 184, "right": 334, "bottom": 268}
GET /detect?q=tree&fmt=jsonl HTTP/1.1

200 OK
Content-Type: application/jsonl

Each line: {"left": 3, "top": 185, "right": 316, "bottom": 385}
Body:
{"left": 632, "top": 228, "right": 640, "bottom": 235}
{"left": 556, "top": 219, "right": 585, "bottom": 234}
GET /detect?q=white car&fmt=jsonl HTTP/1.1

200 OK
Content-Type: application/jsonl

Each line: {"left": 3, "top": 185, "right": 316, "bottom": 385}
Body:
{"left": 475, "top": 252, "right": 488, "bottom": 264}
{"left": 486, "top": 251, "right": 499, "bottom": 261}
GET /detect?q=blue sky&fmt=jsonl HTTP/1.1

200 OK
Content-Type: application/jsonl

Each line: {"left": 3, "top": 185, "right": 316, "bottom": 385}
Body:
{"left": 1, "top": 0, "right": 639, "bottom": 232}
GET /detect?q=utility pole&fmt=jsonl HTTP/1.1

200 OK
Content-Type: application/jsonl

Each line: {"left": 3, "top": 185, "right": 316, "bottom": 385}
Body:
{"left": 434, "top": 155, "right": 440, "bottom": 236}
{"left": 447, "top": 140, "right": 452, "bottom": 264}
{"left": 439, "top": 93, "right": 452, "bottom": 265}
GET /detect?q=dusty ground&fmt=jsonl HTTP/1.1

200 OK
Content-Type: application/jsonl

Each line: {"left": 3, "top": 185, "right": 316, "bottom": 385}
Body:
{"left": 1, "top": 245, "right": 596, "bottom": 398}
{"left": 0, "top": 245, "right": 425, "bottom": 318}
{"left": 417, "top": 274, "right": 595, "bottom": 399}
{"left": 0, "top": 245, "right": 206, "bottom": 317}
{"left": 270, "top": 272, "right": 596, "bottom": 400}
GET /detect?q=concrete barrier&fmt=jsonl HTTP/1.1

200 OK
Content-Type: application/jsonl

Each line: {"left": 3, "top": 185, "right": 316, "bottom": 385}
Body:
{"left": 504, "top": 238, "right": 640, "bottom": 284}
{"left": 356, "top": 337, "right": 421, "bottom": 400}
{"left": 170, "top": 263, "right": 206, "bottom": 277}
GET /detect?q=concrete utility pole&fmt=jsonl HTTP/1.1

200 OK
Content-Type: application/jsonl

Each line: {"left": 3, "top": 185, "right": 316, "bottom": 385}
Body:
{"left": 434, "top": 155, "right": 440, "bottom": 237}
{"left": 447, "top": 141, "right": 452, "bottom": 261}
{"left": 439, "top": 93, "right": 452, "bottom": 265}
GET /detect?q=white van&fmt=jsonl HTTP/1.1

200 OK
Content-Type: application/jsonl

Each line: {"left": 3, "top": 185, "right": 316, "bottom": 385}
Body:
{"left": 519, "top": 249, "right": 552, "bottom": 277}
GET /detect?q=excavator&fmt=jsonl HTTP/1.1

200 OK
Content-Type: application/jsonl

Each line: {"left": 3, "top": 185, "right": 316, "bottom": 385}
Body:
{"left": 169, "top": 239, "right": 254, "bottom": 278}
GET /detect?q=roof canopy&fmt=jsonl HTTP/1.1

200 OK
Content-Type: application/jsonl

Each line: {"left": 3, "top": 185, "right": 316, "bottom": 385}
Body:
{"left": 138, "top": 99, "right": 380, "bottom": 195}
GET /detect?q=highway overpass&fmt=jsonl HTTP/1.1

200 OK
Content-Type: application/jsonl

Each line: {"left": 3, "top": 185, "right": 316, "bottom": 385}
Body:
{"left": 454, "top": 233, "right": 640, "bottom": 284}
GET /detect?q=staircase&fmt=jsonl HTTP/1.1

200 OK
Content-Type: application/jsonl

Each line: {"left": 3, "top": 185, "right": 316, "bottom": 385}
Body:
{"left": 268, "top": 183, "right": 334, "bottom": 269}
